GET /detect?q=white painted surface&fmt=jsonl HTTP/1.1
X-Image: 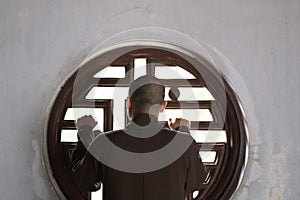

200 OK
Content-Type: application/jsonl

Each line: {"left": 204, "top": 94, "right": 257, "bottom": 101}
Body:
{"left": 0, "top": 0, "right": 299, "bottom": 199}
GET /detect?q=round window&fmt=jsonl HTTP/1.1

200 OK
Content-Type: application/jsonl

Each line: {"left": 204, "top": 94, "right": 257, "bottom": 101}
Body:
{"left": 46, "top": 45, "right": 248, "bottom": 200}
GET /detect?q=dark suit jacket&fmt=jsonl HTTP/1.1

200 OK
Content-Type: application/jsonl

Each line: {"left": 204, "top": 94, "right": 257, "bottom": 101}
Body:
{"left": 71, "top": 114, "right": 206, "bottom": 200}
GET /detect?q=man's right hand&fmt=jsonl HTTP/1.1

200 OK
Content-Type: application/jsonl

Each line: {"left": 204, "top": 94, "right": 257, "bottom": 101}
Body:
{"left": 169, "top": 118, "right": 191, "bottom": 130}
{"left": 76, "top": 115, "right": 98, "bottom": 129}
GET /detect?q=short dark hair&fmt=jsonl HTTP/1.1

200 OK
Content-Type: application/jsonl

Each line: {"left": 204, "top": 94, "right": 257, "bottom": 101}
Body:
{"left": 129, "top": 76, "right": 165, "bottom": 112}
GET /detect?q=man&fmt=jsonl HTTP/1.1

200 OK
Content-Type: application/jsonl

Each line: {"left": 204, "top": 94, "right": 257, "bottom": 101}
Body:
{"left": 71, "top": 75, "right": 206, "bottom": 200}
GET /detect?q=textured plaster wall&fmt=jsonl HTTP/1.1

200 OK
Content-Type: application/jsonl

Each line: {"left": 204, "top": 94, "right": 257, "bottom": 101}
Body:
{"left": 0, "top": 0, "right": 299, "bottom": 199}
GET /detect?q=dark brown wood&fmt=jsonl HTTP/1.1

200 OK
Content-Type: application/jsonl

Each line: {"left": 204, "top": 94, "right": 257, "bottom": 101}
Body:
{"left": 47, "top": 73, "right": 90, "bottom": 200}
{"left": 166, "top": 101, "right": 211, "bottom": 109}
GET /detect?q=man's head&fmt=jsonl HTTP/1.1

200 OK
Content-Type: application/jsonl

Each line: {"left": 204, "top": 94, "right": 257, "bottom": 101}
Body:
{"left": 127, "top": 75, "right": 167, "bottom": 119}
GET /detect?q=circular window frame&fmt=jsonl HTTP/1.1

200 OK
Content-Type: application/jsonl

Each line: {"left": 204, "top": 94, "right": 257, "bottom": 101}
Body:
{"left": 43, "top": 41, "right": 249, "bottom": 200}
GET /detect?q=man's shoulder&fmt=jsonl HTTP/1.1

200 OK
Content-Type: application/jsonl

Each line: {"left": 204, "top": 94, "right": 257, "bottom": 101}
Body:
{"left": 93, "top": 129, "right": 124, "bottom": 139}
{"left": 94, "top": 127, "right": 195, "bottom": 146}
{"left": 96, "top": 127, "right": 193, "bottom": 137}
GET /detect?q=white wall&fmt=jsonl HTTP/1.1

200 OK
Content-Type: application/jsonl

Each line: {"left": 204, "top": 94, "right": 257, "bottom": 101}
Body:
{"left": 0, "top": 0, "right": 299, "bottom": 199}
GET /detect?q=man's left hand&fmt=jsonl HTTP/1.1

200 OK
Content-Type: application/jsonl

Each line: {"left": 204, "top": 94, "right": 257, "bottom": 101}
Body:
{"left": 76, "top": 115, "right": 98, "bottom": 129}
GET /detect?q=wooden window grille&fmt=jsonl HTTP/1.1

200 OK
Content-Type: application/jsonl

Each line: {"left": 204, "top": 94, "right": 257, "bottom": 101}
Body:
{"left": 47, "top": 48, "right": 247, "bottom": 200}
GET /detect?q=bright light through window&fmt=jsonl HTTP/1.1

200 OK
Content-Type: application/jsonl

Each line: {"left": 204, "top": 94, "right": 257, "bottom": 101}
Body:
{"left": 155, "top": 66, "right": 196, "bottom": 79}
{"left": 61, "top": 130, "right": 78, "bottom": 142}
{"left": 199, "top": 151, "right": 217, "bottom": 163}
{"left": 134, "top": 58, "right": 147, "bottom": 79}
{"left": 159, "top": 109, "right": 213, "bottom": 122}
{"left": 165, "top": 87, "right": 215, "bottom": 101}
{"left": 92, "top": 188, "right": 103, "bottom": 200}
{"left": 190, "top": 130, "right": 227, "bottom": 143}
{"left": 93, "top": 66, "right": 126, "bottom": 78}
{"left": 86, "top": 87, "right": 128, "bottom": 100}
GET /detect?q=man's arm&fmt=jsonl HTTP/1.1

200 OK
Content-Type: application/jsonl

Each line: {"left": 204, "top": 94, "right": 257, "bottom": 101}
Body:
{"left": 185, "top": 141, "right": 207, "bottom": 195}
{"left": 70, "top": 116, "right": 102, "bottom": 192}
{"left": 170, "top": 118, "right": 207, "bottom": 195}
